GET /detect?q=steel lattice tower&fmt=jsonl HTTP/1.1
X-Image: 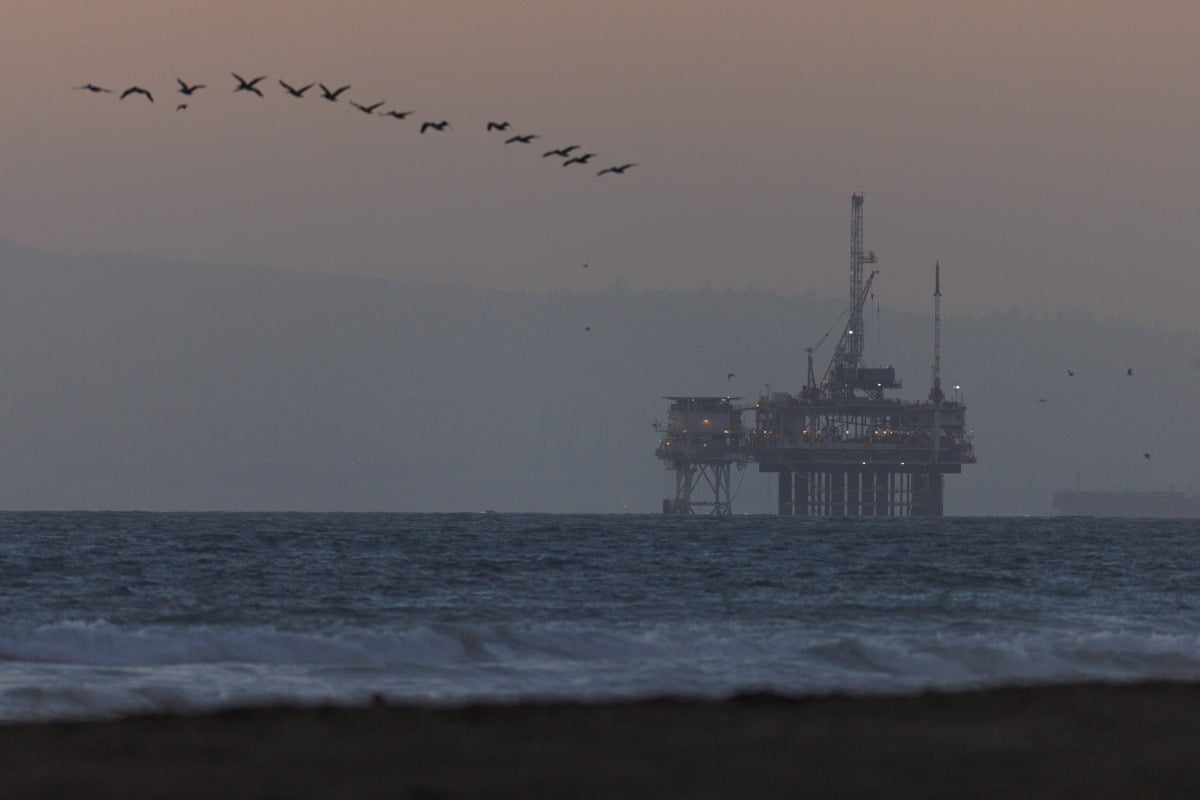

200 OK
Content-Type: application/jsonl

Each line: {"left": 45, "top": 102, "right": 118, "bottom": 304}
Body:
{"left": 846, "top": 192, "right": 875, "bottom": 368}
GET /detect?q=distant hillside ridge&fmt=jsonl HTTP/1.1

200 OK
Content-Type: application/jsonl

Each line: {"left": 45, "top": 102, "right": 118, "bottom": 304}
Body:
{"left": 2, "top": 239, "right": 1199, "bottom": 514}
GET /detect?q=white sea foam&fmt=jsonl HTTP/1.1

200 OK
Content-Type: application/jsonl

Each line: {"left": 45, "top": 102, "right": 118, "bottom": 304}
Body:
{"left": 3, "top": 620, "right": 1200, "bottom": 722}
{"left": 3, "top": 513, "right": 1199, "bottom": 722}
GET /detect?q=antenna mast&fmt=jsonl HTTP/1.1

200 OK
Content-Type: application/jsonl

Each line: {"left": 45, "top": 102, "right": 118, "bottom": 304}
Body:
{"left": 929, "top": 261, "right": 944, "bottom": 404}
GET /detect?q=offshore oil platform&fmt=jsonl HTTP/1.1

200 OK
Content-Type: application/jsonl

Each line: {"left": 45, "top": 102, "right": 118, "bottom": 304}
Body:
{"left": 655, "top": 194, "right": 976, "bottom": 516}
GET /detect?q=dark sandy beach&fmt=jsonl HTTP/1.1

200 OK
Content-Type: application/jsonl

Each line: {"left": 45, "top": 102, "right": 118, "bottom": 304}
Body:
{"left": 2, "top": 682, "right": 1198, "bottom": 799}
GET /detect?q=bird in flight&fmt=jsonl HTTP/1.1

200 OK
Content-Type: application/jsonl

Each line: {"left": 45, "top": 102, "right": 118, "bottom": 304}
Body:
{"left": 1066, "top": 369, "right": 1075, "bottom": 377}
{"left": 542, "top": 145, "right": 580, "bottom": 158}
{"left": 73, "top": 83, "right": 112, "bottom": 93}
{"left": 232, "top": 73, "right": 267, "bottom": 97}
{"left": 486, "top": 121, "right": 511, "bottom": 131}
{"left": 176, "top": 79, "right": 205, "bottom": 95}
{"left": 120, "top": 86, "right": 154, "bottom": 102}
{"left": 727, "top": 372, "right": 735, "bottom": 381}
{"left": 1144, "top": 452, "right": 1152, "bottom": 460}
{"left": 176, "top": 103, "right": 188, "bottom": 111}
{"left": 382, "top": 109, "right": 414, "bottom": 119}
{"left": 279, "top": 80, "right": 314, "bottom": 98}
{"left": 319, "top": 83, "right": 351, "bottom": 101}
{"left": 420, "top": 120, "right": 450, "bottom": 133}
{"left": 504, "top": 134, "right": 538, "bottom": 144}
{"left": 1127, "top": 368, "right": 1133, "bottom": 376}
{"left": 563, "top": 153, "right": 596, "bottom": 167}
{"left": 597, "top": 163, "right": 637, "bottom": 176}
{"left": 350, "top": 100, "right": 385, "bottom": 115}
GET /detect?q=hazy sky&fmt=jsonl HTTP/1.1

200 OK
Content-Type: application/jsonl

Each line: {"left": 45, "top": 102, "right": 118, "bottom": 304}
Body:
{"left": 6, "top": 1, "right": 1200, "bottom": 329}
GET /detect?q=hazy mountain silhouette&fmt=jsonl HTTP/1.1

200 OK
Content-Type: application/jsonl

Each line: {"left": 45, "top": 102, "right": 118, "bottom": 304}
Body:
{"left": 2, "top": 238, "right": 1197, "bottom": 513}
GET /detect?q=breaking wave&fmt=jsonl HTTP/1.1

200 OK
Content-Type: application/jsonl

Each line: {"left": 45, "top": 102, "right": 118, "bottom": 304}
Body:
{"left": 3, "top": 619, "right": 1200, "bottom": 722}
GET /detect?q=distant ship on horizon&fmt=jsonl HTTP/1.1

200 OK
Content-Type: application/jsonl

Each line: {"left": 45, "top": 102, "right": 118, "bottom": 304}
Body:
{"left": 1052, "top": 489, "right": 1200, "bottom": 518}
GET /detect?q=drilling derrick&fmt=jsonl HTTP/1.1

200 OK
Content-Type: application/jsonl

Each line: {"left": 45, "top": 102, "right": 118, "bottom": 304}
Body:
{"left": 930, "top": 261, "right": 944, "bottom": 404}
{"left": 657, "top": 193, "right": 976, "bottom": 517}
{"left": 843, "top": 192, "right": 875, "bottom": 372}
{"left": 822, "top": 194, "right": 897, "bottom": 401}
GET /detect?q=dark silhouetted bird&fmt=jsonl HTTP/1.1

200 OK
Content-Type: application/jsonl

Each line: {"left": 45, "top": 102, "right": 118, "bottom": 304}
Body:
{"left": 176, "top": 79, "right": 205, "bottom": 95}
{"left": 1127, "top": 368, "right": 1133, "bottom": 376}
{"left": 120, "top": 86, "right": 153, "bottom": 102}
{"left": 582, "top": 263, "right": 589, "bottom": 269}
{"left": 1038, "top": 398, "right": 1047, "bottom": 403}
{"left": 727, "top": 372, "right": 735, "bottom": 380}
{"left": 563, "top": 153, "right": 596, "bottom": 167}
{"left": 232, "top": 73, "right": 266, "bottom": 96}
{"left": 350, "top": 100, "right": 384, "bottom": 115}
{"left": 420, "top": 120, "right": 450, "bottom": 133}
{"left": 597, "top": 163, "right": 637, "bottom": 176}
{"left": 382, "top": 109, "right": 414, "bottom": 119}
{"left": 1144, "top": 453, "right": 1152, "bottom": 460}
{"left": 176, "top": 103, "right": 187, "bottom": 111}
{"left": 319, "top": 83, "right": 351, "bottom": 101}
{"left": 504, "top": 134, "right": 538, "bottom": 144}
{"left": 74, "top": 83, "right": 112, "bottom": 93}
{"left": 542, "top": 145, "right": 580, "bottom": 158}
{"left": 279, "top": 80, "right": 314, "bottom": 98}
{"left": 585, "top": 326, "right": 591, "bottom": 332}
{"left": 486, "top": 121, "right": 511, "bottom": 131}
{"left": 1066, "top": 370, "right": 1075, "bottom": 377}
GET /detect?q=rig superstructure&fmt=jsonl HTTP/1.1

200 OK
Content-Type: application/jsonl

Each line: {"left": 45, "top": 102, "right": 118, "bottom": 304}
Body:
{"left": 655, "top": 194, "right": 976, "bottom": 516}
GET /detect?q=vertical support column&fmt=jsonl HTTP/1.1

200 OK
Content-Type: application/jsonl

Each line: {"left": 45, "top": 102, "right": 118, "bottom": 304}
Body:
{"left": 778, "top": 470, "right": 793, "bottom": 516}
{"left": 671, "top": 464, "right": 694, "bottom": 515}
{"left": 794, "top": 473, "right": 809, "bottom": 517}
{"left": 846, "top": 468, "right": 860, "bottom": 517}
{"left": 712, "top": 463, "right": 733, "bottom": 516}
{"left": 860, "top": 468, "right": 873, "bottom": 517}
{"left": 831, "top": 469, "right": 846, "bottom": 517}
{"left": 928, "top": 471, "right": 944, "bottom": 517}
{"left": 873, "top": 470, "right": 888, "bottom": 517}
{"left": 911, "top": 470, "right": 943, "bottom": 517}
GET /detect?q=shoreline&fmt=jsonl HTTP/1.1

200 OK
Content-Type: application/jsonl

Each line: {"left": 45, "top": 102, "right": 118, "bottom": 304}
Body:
{"left": 2, "top": 681, "right": 1199, "bottom": 798}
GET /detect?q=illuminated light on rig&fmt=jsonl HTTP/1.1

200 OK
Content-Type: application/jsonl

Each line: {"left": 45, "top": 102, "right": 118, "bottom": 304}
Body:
{"left": 653, "top": 198, "right": 976, "bottom": 519}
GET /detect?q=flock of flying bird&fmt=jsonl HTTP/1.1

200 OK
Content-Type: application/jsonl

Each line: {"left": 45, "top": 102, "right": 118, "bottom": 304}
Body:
{"left": 73, "top": 74, "right": 638, "bottom": 177}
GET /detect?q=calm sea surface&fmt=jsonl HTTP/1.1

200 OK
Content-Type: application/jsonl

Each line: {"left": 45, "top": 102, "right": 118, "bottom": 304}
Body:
{"left": 1, "top": 512, "right": 1198, "bottom": 721}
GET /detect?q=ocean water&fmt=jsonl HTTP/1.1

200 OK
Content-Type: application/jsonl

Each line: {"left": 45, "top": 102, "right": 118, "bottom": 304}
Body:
{"left": 1, "top": 512, "right": 1198, "bottom": 722}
